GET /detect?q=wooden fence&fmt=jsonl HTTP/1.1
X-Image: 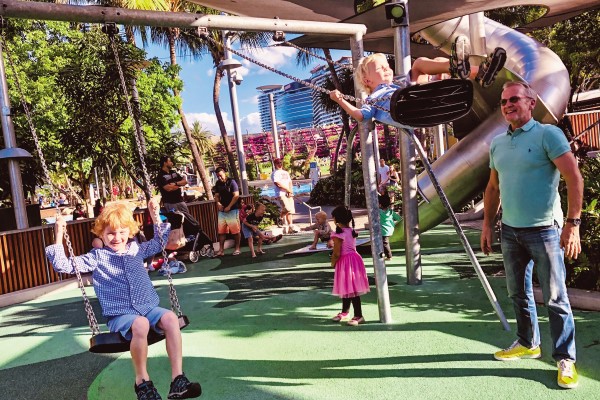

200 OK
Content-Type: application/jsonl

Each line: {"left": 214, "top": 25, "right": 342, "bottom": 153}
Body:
{"left": 0, "top": 197, "right": 252, "bottom": 296}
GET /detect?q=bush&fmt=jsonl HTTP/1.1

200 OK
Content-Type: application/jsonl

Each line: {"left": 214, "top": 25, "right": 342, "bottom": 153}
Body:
{"left": 562, "top": 158, "right": 600, "bottom": 291}
{"left": 307, "top": 159, "right": 368, "bottom": 207}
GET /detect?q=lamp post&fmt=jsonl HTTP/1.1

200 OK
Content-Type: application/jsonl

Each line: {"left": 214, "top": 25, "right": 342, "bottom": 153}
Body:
{"left": 0, "top": 37, "right": 31, "bottom": 229}
{"left": 257, "top": 84, "right": 283, "bottom": 159}
{"left": 219, "top": 30, "right": 248, "bottom": 195}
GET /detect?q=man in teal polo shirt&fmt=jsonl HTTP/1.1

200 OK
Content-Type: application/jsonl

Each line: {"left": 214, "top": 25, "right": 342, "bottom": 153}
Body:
{"left": 481, "top": 81, "right": 583, "bottom": 389}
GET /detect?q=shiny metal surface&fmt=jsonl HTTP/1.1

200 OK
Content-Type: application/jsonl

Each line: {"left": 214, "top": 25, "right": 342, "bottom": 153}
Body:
{"left": 394, "top": 16, "right": 571, "bottom": 238}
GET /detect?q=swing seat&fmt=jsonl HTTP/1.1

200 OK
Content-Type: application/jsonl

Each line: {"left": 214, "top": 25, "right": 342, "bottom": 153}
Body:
{"left": 390, "top": 79, "right": 473, "bottom": 127}
{"left": 89, "top": 315, "right": 189, "bottom": 354}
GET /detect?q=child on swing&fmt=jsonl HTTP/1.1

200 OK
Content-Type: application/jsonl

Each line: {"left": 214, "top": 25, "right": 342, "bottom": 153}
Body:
{"left": 46, "top": 198, "right": 201, "bottom": 400}
{"left": 330, "top": 205, "right": 370, "bottom": 326}
{"left": 329, "top": 35, "right": 506, "bottom": 127}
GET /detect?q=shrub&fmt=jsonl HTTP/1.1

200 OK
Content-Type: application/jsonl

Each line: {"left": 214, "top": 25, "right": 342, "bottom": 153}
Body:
{"left": 562, "top": 157, "right": 600, "bottom": 291}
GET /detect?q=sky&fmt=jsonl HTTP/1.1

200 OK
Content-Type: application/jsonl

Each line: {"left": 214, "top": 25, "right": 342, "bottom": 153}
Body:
{"left": 143, "top": 38, "right": 351, "bottom": 137}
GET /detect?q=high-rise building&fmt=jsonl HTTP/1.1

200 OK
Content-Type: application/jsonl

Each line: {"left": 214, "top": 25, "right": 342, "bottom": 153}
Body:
{"left": 256, "top": 57, "right": 350, "bottom": 133}
{"left": 277, "top": 81, "right": 313, "bottom": 130}
{"left": 309, "top": 57, "right": 351, "bottom": 127}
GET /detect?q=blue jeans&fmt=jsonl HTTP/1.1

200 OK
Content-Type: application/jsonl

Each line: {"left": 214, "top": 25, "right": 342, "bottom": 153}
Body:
{"left": 501, "top": 223, "right": 576, "bottom": 361}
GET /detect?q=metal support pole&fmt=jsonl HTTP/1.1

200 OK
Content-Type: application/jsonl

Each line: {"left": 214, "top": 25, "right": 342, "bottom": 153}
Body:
{"left": 433, "top": 124, "right": 446, "bottom": 158}
{"left": 392, "top": 0, "right": 421, "bottom": 285}
{"left": 407, "top": 130, "right": 510, "bottom": 330}
{"left": 223, "top": 31, "right": 248, "bottom": 195}
{"left": 0, "top": 0, "right": 367, "bottom": 37}
{"left": 268, "top": 93, "right": 281, "bottom": 159}
{"left": 350, "top": 34, "right": 392, "bottom": 324}
{"left": 468, "top": 12, "right": 487, "bottom": 56}
{"left": 0, "top": 38, "right": 28, "bottom": 229}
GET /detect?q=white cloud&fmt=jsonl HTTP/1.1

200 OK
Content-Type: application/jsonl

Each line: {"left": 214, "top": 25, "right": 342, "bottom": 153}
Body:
{"left": 243, "top": 95, "right": 259, "bottom": 104}
{"left": 206, "top": 68, "right": 214, "bottom": 77}
{"left": 241, "top": 112, "right": 262, "bottom": 134}
{"left": 239, "top": 44, "right": 297, "bottom": 75}
{"left": 185, "top": 112, "right": 233, "bottom": 136}
{"left": 184, "top": 111, "right": 262, "bottom": 137}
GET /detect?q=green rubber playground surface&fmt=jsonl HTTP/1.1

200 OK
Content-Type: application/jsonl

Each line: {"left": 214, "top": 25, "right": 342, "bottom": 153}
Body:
{"left": 1, "top": 226, "right": 599, "bottom": 399}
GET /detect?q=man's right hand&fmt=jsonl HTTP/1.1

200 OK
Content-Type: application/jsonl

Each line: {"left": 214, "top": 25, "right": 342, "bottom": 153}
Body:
{"left": 480, "top": 225, "right": 494, "bottom": 255}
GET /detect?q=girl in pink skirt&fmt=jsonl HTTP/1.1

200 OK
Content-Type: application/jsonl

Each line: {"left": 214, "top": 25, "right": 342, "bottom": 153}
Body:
{"left": 330, "top": 205, "right": 370, "bottom": 326}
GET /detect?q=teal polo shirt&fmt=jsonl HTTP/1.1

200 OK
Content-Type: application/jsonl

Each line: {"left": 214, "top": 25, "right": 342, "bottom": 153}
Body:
{"left": 489, "top": 118, "right": 570, "bottom": 228}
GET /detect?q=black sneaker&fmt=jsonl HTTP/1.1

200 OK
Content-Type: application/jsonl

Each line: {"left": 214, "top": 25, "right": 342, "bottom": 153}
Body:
{"left": 476, "top": 47, "right": 507, "bottom": 88}
{"left": 450, "top": 35, "right": 471, "bottom": 79}
{"left": 168, "top": 373, "right": 202, "bottom": 399}
{"left": 135, "top": 380, "right": 162, "bottom": 400}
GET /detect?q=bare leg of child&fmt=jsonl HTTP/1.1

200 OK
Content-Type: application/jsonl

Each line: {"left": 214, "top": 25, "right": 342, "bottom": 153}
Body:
{"left": 411, "top": 56, "right": 478, "bottom": 84}
{"left": 326, "top": 239, "right": 334, "bottom": 248}
{"left": 309, "top": 231, "right": 319, "bottom": 250}
{"left": 257, "top": 237, "right": 265, "bottom": 254}
{"left": 159, "top": 311, "right": 183, "bottom": 380}
{"left": 248, "top": 237, "right": 256, "bottom": 258}
{"left": 130, "top": 316, "right": 151, "bottom": 384}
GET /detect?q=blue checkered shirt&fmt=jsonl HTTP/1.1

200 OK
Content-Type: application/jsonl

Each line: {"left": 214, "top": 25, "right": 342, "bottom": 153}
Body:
{"left": 46, "top": 223, "right": 171, "bottom": 318}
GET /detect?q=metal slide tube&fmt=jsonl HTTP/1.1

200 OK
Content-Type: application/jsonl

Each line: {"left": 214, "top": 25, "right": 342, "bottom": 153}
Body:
{"left": 407, "top": 131, "right": 510, "bottom": 330}
{"left": 351, "top": 34, "right": 392, "bottom": 324}
{"left": 0, "top": 0, "right": 366, "bottom": 36}
{"left": 393, "top": 16, "right": 571, "bottom": 237}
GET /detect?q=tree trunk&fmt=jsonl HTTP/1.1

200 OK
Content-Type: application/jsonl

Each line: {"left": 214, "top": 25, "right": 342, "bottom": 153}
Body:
{"left": 344, "top": 127, "right": 357, "bottom": 207}
{"left": 212, "top": 71, "right": 241, "bottom": 183}
{"left": 323, "top": 49, "right": 352, "bottom": 173}
{"left": 383, "top": 125, "right": 392, "bottom": 160}
{"left": 167, "top": 29, "right": 214, "bottom": 200}
{"left": 123, "top": 25, "right": 150, "bottom": 199}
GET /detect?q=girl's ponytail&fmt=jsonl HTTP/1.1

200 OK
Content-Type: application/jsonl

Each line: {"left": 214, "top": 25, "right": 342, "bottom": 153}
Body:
{"left": 351, "top": 214, "right": 358, "bottom": 238}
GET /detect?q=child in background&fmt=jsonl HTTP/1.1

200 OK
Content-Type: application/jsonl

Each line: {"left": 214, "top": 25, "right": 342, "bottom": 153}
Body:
{"left": 330, "top": 205, "right": 370, "bottom": 326}
{"left": 46, "top": 199, "right": 202, "bottom": 400}
{"left": 301, "top": 210, "right": 333, "bottom": 250}
{"left": 379, "top": 193, "right": 401, "bottom": 261}
{"left": 242, "top": 202, "right": 282, "bottom": 257}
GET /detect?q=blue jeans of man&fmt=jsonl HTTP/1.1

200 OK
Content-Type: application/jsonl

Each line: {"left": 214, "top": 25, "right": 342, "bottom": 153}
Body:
{"left": 500, "top": 223, "right": 576, "bottom": 361}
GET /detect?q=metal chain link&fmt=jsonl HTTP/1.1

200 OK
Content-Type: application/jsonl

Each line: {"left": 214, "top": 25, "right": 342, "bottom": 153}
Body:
{"left": 201, "top": 32, "right": 393, "bottom": 113}
{"left": 1, "top": 25, "right": 101, "bottom": 335}
{"left": 279, "top": 40, "right": 354, "bottom": 71}
{"left": 106, "top": 30, "right": 182, "bottom": 317}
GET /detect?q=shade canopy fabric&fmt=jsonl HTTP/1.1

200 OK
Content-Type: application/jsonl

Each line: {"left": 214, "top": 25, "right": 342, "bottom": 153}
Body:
{"left": 191, "top": 0, "right": 600, "bottom": 54}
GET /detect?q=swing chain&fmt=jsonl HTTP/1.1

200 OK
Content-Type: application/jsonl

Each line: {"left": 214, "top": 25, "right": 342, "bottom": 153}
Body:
{"left": 0, "top": 20, "right": 101, "bottom": 335}
{"left": 278, "top": 39, "right": 354, "bottom": 72}
{"left": 105, "top": 25, "right": 182, "bottom": 317}
{"left": 200, "top": 31, "right": 393, "bottom": 114}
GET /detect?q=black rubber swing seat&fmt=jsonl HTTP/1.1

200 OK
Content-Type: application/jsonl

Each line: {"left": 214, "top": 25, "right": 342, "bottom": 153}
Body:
{"left": 390, "top": 79, "right": 473, "bottom": 128}
{"left": 89, "top": 315, "right": 189, "bottom": 354}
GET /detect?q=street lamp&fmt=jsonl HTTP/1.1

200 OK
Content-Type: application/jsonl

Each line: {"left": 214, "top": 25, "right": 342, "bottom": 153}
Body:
{"left": 218, "top": 31, "right": 248, "bottom": 195}
{"left": 257, "top": 84, "right": 283, "bottom": 159}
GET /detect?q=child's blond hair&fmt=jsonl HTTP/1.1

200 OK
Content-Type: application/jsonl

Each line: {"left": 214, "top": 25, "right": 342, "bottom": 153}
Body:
{"left": 91, "top": 201, "right": 139, "bottom": 238}
{"left": 315, "top": 210, "right": 327, "bottom": 220}
{"left": 355, "top": 53, "right": 389, "bottom": 95}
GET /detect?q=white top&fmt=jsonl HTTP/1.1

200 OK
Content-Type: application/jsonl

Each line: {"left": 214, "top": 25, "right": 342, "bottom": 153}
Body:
{"left": 271, "top": 168, "right": 292, "bottom": 197}
{"left": 377, "top": 164, "right": 390, "bottom": 185}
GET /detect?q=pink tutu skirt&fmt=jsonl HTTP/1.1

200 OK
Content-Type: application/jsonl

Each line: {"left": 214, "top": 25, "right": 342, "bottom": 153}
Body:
{"left": 332, "top": 252, "right": 370, "bottom": 298}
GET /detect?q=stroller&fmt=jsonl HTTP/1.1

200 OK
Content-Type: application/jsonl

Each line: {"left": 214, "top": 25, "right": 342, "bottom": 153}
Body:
{"left": 163, "top": 211, "right": 215, "bottom": 262}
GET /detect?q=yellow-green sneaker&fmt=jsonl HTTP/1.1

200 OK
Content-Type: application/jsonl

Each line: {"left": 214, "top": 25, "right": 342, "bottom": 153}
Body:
{"left": 494, "top": 340, "right": 541, "bottom": 361}
{"left": 557, "top": 359, "right": 579, "bottom": 389}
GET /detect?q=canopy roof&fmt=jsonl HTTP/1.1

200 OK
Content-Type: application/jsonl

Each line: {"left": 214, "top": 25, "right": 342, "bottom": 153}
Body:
{"left": 192, "top": 0, "right": 600, "bottom": 54}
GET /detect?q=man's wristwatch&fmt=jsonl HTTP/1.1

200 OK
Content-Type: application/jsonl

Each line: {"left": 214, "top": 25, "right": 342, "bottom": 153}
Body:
{"left": 565, "top": 218, "right": 581, "bottom": 226}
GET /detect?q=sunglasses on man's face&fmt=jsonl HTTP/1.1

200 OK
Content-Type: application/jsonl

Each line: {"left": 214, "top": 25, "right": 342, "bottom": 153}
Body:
{"left": 500, "top": 96, "right": 531, "bottom": 106}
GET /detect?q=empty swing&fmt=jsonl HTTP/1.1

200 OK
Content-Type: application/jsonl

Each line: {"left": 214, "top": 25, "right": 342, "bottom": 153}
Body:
{"left": 1, "top": 21, "right": 188, "bottom": 353}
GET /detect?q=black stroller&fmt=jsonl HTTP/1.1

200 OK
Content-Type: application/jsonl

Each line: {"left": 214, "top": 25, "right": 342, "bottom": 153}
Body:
{"left": 163, "top": 211, "right": 215, "bottom": 262}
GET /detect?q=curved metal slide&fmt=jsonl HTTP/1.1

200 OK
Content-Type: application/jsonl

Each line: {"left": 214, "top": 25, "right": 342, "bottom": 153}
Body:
{"left": 391, "top": 15, "right": 571, "bottom": 244}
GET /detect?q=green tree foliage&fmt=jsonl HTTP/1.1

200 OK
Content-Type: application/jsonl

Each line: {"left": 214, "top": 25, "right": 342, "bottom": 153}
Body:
{"left": 486, "top": 8, "right": 600, "bottom": 93}
{"left": 0, "top": 20, "right": 181, "bottom": 202}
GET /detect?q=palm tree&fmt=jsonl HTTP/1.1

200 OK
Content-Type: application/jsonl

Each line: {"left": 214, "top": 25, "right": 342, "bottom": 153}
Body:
{"left": 295, "top": 48, "right": 353, "bottom": 173}
{"left": 189, "top": 121, "right": 215, "bottom": 198}
{"left": 174, "top": 7, "right": 271, "bottom": 185}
